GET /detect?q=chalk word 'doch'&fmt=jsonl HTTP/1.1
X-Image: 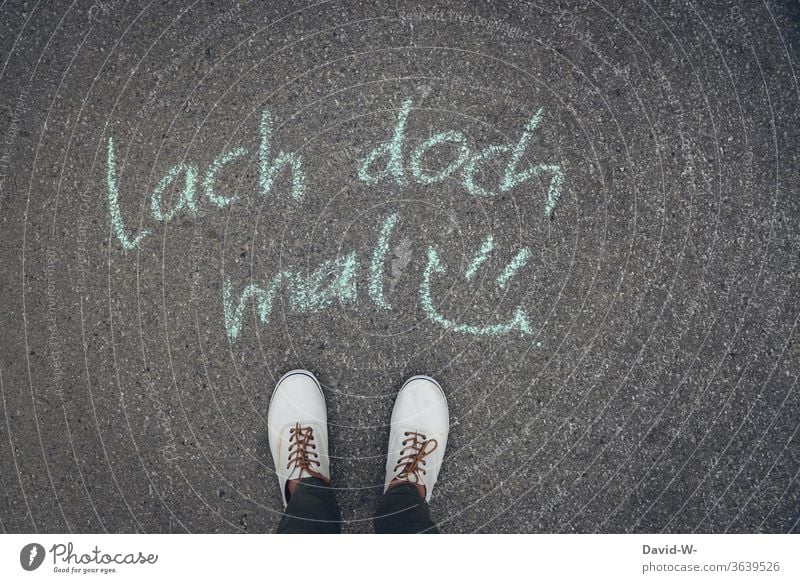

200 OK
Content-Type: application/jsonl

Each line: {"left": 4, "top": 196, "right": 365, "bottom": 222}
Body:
{"left": 358, "top": 99, "right": 563, "bottom": 217}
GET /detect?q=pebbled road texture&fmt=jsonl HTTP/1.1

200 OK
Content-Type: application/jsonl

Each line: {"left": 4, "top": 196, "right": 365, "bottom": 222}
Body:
{"left": 0, "top": 0, "right": 798, "bottom": 533}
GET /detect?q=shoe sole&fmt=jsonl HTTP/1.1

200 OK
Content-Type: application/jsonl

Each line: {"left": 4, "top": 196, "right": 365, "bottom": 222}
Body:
{"left": 268, "top": 369, "right": 325, "bottom": 416}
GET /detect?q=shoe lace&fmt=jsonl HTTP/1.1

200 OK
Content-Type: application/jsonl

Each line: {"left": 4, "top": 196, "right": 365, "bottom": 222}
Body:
{"left": 287, "top": 423, "right": 322, "bottom": 477}
{"left": 394, "top": 431, "right": 438, "bottom": 484}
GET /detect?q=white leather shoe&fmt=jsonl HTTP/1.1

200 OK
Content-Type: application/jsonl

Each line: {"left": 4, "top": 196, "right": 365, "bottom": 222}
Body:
{"left": 384, "top": 375, "right": 449, "bottom": 501}
{"left": 268, "top": 369, "right": 330, "bottom": 507}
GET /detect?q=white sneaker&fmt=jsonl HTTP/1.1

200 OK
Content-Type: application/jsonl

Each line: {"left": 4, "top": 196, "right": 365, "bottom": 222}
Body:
{"left": 268, "top": 369, "right": 330, "bottom": 507}
{"left": 384, "top": 375, "right": 449, "bottom": 501}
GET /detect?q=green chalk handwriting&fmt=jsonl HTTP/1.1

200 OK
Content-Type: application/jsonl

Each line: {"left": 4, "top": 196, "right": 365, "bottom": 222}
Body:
{"left": 464, "top": 235, "right": 495, "bottom": 280}
{"left": 288, "top": 253, "right": 359, "bottom": 312}
{"left": 499, "top": 108, "right": 564, "bottom": 217}
{"left": 150, "top": 163, "right": 198, "bottom": 222}
{"left": 497, "top": 248, "right": 531, "bottom": 289}
{"left": 410, "top": 130, "right": 470, "bottom": 185}
{"left": 356, "top": 99, "right": 564, "bottom": 216}
{"left": 259, "top": 109, "right": 306, "bottom": 200}
{"left": 224, "top": 253, "right": 359, "bottom": 341}
{"left": 223, "top": 214, "right": 534, "bottom": 341}
{"left": 108, "top": 98, "right": 564, "bottom": 253}
{"left": 106, "top": 137, "right": 149, "bottom": 250}
{"left": 204, "top": 147, "right": 247, "bottom": 208}
{"left": 106, "top": 108, "right": 306, "bottom": 250}
{"left": 368, "top": 213, "right": 399, "bottom": 309}
{"left": 223, "top": 275, "right": 285, "bottom": 342}
{"left": 105, "top": 95, "right": 561, "bottom": 343}
{"left": 358, "top": 99, "right": 413, "bottom": 186}
{"left": 463, "top": 144, "right": 511, "bottom": 197}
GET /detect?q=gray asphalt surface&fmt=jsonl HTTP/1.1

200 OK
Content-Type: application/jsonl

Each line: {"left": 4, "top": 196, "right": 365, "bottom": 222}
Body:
{"left": 0, "top": 0, "right": 799, "bottom": 533}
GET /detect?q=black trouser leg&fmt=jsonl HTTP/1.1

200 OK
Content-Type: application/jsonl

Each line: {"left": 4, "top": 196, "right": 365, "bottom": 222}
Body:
{"left": 373, "top": 483, "right": 439, "bottom": 533}
{"left": 277, "top": 477, "right": 342, "bottom": 533}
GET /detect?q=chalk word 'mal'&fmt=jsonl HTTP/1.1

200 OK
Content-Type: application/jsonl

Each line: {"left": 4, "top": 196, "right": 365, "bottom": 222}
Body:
{"left": 223, "top": 214, "right": 534, "bottom": 341}
{"left": 358, "top": 99, "right": 564, "bottom": 217}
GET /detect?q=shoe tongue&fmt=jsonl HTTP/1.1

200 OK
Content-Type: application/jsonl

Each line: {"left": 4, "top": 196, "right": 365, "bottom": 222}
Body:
{"left": 286, "top": 424, "right": 319, "bottom": 481}
{"left": 287, "top": 465, "right": 307, "bottom": 481}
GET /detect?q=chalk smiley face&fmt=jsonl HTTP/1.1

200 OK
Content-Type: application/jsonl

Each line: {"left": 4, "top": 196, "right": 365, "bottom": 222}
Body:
{"left": 420, "top": 237, "right": 534, "bottom": 337}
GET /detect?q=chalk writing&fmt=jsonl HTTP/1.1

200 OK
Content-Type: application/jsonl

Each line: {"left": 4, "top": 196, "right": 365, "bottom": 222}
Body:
{"left": 106, "top": 108, "right": 305, "bottom": 250}
{"left": 465, "top": 235, "right": 494, "bottom": 280}
{"left": 258, "top": 109, "right": 306, "bottom": 200}
{"left": 497, "top": 248, "right": 531, "bottom": 290}
{"left": 223, "top": 214, "right": 533, "bottom": 341}
{"left": 106, "top": 137, "right": 149, "bottom": 250}
{"left": 368, "top": 213, "right": 399, "bottom": 309}
{"left": 410, "top": 130, "right": 470, "bottom": 184}
{"left": 358, "top": 99, "right": 563, "bottom": 216}
{"left": 203, "top": 147, "right": 247, "bottom": 208}
{"left": 223, "top": 253, "right": 358, "bottom": 341}
{"left": 358, "top": 99, "right": 412, "bottom": 186}
{"left": 105, "top": 95, "right": 564, "bottom": 340}
{"left": 150, "top": 163, "right": 197, "bottom": 222}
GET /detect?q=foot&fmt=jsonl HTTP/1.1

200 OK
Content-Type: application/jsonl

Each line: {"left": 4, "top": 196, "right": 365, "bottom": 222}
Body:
{"left": 384, "top": 375, "right": 449, "bottom": 502}
{"left": 268, "top": 369, "right": 330, "bottom": 507}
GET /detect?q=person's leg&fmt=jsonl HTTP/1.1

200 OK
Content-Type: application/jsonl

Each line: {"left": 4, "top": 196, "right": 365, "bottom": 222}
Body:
{"left": 374, "top": 375, "right": 449, "bottom": 534}
{"left": 268, "top": 370, "right": 341, "bottom": 533}
{"left": 277, "top": 477, "right": 342, "bottom": 534}
{"left": 374, "top": 482, "right": 438, "bottom": 533}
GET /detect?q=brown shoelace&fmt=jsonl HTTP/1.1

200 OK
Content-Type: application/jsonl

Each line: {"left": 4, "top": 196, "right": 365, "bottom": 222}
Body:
{"left": 394, "top": 431, "right": 438, "bottom": 484}
{"left": 287, "top": 423, "right": 327, "bottom": 482}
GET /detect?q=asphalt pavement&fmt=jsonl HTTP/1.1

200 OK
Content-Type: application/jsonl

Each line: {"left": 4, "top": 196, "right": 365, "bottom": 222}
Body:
{"left": 0, "top": 0, "right": 798, "bottom": 533}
